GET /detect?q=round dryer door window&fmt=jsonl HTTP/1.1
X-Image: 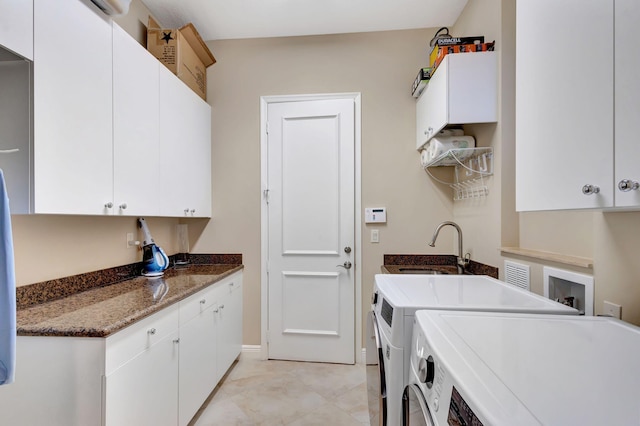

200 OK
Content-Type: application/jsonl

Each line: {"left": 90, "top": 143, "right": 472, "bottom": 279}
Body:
{"left": 402, "top": 384, "right": 435, "bottom": 426}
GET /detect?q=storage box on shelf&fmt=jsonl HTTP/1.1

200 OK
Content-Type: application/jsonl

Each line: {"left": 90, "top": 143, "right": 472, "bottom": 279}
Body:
{"left": 147, "top": 16, "right": 216, "bottom": 101}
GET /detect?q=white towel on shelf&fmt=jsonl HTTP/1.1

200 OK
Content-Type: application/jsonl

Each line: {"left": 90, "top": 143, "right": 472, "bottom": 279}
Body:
{"left": 0, "top": 169, "right": 16, "bottom": 385}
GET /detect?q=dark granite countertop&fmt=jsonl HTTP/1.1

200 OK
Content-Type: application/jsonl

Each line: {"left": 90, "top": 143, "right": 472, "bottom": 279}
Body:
{"left": 17, "top": 263, "right": 243, "bottom": 338}
{"left": 381, "top": 254, "right": 498, "bottom": 278}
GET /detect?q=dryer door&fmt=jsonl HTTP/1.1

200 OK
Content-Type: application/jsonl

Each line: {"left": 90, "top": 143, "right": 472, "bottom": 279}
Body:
{"left": 366, "top": 311, "right": 387, "bottom": 426}
{"left": 402, "top": 384, "right": 435, "bottom": 426}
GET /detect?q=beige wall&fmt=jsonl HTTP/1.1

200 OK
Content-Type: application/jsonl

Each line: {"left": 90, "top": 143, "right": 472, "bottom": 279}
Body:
{"left": 200, "top": 30, "right": 456, "bottom": 345}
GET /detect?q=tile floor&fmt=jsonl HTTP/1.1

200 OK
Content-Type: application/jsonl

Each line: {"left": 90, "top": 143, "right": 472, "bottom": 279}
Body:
{"left": 192, "top": 351, "right": 371, "bottom": 425}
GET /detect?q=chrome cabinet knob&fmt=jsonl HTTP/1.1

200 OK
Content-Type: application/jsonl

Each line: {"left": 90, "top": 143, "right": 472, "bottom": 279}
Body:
{"left": 190, "top": 209, "right": 196, "bottom": 214}
{"left": 200, "top": 299, "right": 206, "bottom": 304}
{"left": 582, "top": 184, "right": 600, "bottom": 195}
{"left": 618, "top": 179, "right": 640, "bottom": 192}
{"left": 184, "top": 208, "right": 190, "bottom": 214}
{"left": 337, "top": 261, "right": 352, "bottom": 269}
{"left": 119, "top": 203, "right": 127, "bottom": 210}
{"left": 220, "top": 304, "right": 225, "bottom": 309}
{"left": 147, "top": 328, "right": 156, "bottom": 335}
{"left": 173, "top": 338, "right": 180, "bottom": 344}
{"left": 104, "top": 202, "right": 113, "bottom": 208}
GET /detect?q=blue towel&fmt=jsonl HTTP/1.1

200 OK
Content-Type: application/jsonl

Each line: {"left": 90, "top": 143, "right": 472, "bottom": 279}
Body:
{"left": 0, "top": 169, "right": 16, "bottom": 385}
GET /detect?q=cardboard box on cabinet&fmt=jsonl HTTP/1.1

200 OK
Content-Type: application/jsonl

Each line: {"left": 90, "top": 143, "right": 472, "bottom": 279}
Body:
{"left": 147, "top": 16, "right": 216, "bottom": 101}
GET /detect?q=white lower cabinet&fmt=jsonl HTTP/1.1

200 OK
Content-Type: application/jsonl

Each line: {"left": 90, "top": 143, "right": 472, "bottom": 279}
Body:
{"left": 0, "top": 271, "right": 242, "bottom": 426}
{"left": 179, "top": 273, "right": 243, "bottom": 425}
{"left": 105, "top": 330, "right": 180, "bottom": 425}
{"left": 216, "top": 278, "right": 243, "bottom": 383}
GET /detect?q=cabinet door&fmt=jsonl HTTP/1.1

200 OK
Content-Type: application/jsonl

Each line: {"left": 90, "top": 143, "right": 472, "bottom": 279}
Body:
{"left": 416, "top": 52, "right": 497, "bottom": 151}
{"left": 33, "top": 0, "right": 114, "bottom": 214}
{"left": 104, "top": 330, "right": 179, "bottom": 426}
{"left": 416, "top": 63, "right": 448, "bottom": 150}
{"left": 614, "top": 0, "right": 640, "bottom": 207}
{"left": 112, "top": 23, "right": 161, "bottom": 216}
{"left": 178, "top": 306, "right": 217, "bottom": 426}
{"left": 515, "top": 0, "right": 614, "bottom": 211}
{"left": 0, "top": 0, "right": 33, "bottom": 60}
{"left": 0, "top": 60, "right": 31, "bottom": 214}
{"left": 159, "top": 67, "right": 212, "bottom": 218}
{"left": 215, "top": 276, "right": 242, "bottom": 382}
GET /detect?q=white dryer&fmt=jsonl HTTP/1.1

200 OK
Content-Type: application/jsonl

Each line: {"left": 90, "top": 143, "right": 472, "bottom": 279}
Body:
{"left": 404, "top": 310, "right": 640, "bottom": 425}
{"left": 366, "top": 274, "right": 577, "bottom": 426}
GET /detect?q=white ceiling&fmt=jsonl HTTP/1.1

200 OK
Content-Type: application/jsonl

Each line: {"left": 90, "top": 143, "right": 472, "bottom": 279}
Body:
{"left": 140, "top": 0, "right": 469, "bottom": 41}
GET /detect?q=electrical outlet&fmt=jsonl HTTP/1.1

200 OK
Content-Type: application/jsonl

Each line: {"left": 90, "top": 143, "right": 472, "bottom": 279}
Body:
{"left": 603, "top": 301, "right": 622, "bottom": 319}
{"left": 126, "top": 232, "right": 139, "bottom": 249}
{"left": 371, "top": 229, "right": 379, "bottom": 243}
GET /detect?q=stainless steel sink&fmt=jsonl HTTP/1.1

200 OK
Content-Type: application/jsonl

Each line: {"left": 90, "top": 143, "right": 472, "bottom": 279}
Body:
{"left": 397, "top": 268, "right": 450, "bottom": 275}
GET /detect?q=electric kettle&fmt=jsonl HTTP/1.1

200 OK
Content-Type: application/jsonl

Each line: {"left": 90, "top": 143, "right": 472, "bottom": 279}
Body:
{"left": 138, "top": 217, "right": 170, "bottom": 277}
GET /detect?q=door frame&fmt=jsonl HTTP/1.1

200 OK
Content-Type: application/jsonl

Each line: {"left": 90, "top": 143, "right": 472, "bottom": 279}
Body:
{"left": 260, "top": 93, "right": 362, "bottom": 361}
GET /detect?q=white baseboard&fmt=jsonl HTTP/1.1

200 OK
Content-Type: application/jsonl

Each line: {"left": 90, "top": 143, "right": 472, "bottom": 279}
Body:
{"left": 242, "top": 345, "right": 368, "bottom": 363}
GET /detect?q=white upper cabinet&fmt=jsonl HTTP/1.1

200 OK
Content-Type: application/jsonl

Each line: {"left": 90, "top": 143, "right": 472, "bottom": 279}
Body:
{"left": 515, "top": 0, "right": 640, "bottom": 211}
{"left": 0, "top": 60, "right": 31, "bottom": 214}
{"left": 613, "top": 0, "right": 640, "bottom": 208}
{"left": 0, "top": 0, "right": 33, "bottom": 60}
{"left": 159, "top": 65, "right": 212, "bottom": 218}
{"left": 112, "top": 23, "right": 161, "bottom": 216}
{"left": 416, "top": 51, "right": 497, "bottom": 150}
{"left": 33, "top": 0, "right": 114, "bottom": 214}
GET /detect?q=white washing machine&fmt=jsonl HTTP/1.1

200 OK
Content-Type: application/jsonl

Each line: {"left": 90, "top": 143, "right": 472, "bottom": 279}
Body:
{"left": 404, "top": 310, "right": 640, "bottom": 425}
{"left": 366, "top": 274, "right": 577, "bottom": 426}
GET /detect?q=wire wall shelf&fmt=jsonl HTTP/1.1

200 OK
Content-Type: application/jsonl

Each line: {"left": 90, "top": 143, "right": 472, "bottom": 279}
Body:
{"left": 422, "top": 147, "right": 494, "bottom": 201}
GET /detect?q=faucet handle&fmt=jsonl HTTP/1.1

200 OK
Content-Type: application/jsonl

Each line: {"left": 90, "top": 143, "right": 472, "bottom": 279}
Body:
{"left": 463, "top": 253, "right": 471, "bottom": 265}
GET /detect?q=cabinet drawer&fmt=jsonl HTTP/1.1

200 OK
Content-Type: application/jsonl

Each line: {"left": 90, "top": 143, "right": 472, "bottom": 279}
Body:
{"left": 179, "top": 284, "right": 221, "bottom": 325}
{"left": 105, "top": 303, "right": 179, "bottom": 375}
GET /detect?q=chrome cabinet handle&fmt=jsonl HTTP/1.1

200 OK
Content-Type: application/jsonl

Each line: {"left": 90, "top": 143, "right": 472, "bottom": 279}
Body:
{"left": 147, "top": 328, "right": 156, "bottom": 335}
{"left": 190, "top": 209, "right": 196, "bottom": 214}
{"left": 104, "top": 202, "right": 113, "bottom": 208}
{"left": 220, "top": 304, "right": 225, "bottom": 309}
{"left": 119, "top": 203, "right": 127, "bottom": 210}
{"left": 582, "top": 185, "right": 600, "bottom": 195}
{"left": 337, "top": 261, "right": 352, "bottom": 269}
{"left": 0, "top": 149, "right": 19, "bottom": 154}
{"left": 618, "top": 179, "right": 640, "bottom": 192}
{"left": 213, "top": 307, "right": 219, "bottom": 313}
{"left": 173, "top": 338, "right": 180, "bottom": 344}
{"left": 184, "top": 208, "right": 189, "bottom": 214}
{"left": 200, "top": 299, "right": 206, "bottom": 304}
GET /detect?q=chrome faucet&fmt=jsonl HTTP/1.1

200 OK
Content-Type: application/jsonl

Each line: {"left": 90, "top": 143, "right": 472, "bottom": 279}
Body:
{"left": 428, "top": 221, "right": 468, "bottom": 274}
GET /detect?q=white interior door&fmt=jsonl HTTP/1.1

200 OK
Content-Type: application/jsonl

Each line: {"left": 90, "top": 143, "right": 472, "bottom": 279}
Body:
{"left": 266, "top": 97, "right": 355, "bottom": 364}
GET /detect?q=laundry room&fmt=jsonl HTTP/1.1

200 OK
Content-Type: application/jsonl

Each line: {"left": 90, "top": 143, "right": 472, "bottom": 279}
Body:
{"left": 0, "top": 0, "right": 639, "bottom": 424}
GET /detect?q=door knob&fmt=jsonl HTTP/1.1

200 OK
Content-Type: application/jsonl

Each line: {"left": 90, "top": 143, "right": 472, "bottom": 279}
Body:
{"left": 344, "top": 246, "right": 352, "bottom": 254}
{"left": 337, "top": 261, "right": 352, "bottom": 269}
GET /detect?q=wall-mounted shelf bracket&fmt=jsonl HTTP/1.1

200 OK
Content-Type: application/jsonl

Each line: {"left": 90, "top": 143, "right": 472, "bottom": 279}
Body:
{"left": 423, "top": 147, "right": 493, "bottom": 201}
